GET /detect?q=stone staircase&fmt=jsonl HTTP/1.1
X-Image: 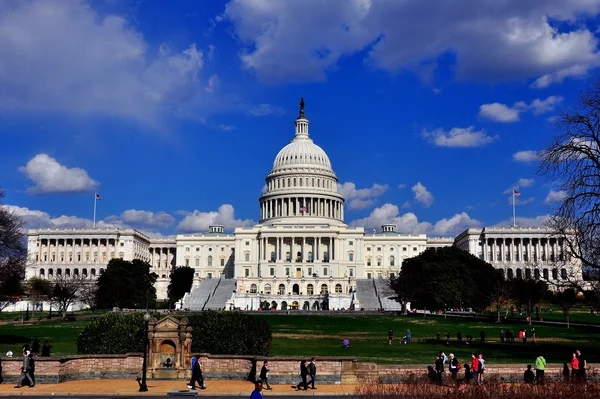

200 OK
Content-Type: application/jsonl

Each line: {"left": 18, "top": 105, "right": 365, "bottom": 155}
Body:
{"left": 182, "top": 278, "right": 220, "bottom": 311}
{"left": 355, "top": 279, "right": 381, "bottom": 311}
{"left": 374, "top": 279, "right": 402, "bottom": 311}
{"left": 204, "top": 279, "right": 236, "bottom": 310}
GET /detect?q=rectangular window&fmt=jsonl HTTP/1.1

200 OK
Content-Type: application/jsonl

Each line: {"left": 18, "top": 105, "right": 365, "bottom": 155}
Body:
{"left": 195, "top": 259, "right": 200, "bottom": 267}
{"left": 308, "top": 268, "right": 312, "bottom": 275}
{"left": 349, "top": 253, "right": 354, "bottom": 261}
{"left": 120, "top": 243, "right": 124, "bottom": 247}
{"left": 285, "top": 268, "right": 290, "bottom": 276}
{"left": 367, "top": 247, "right": 371, "bottom": 251}
{"left": 196, "top": 247, "right": 200, "bottom": 251}
{"left": 377, "top": 247, "right": 381, "bottom": 251}
{"left": 186, "top": 247, "right": 190, "bottom": 252}
{"left": 245, "top": 253, "right": 250, "bottom": 262}
{"left": 220, "top": 258, "right": 225, "bottom": 266}
{"left": 377, "top": 259, "right": 381, "bottom": 266}
{"left": 350, "top": 268, "right": 354, "bottom": 277}
{"left": 270, "top": 267, "right": 275, "bottom": 276}
{"left": 323, "top": 268, "right": 328, "bottom": 276}
{"left": 403, "top": 247, "right": 407, "bottom": 251}
{"left": 245, "top": 269, "right": 249, "bottom": 277}
{"left": 367, "top": 259, "right": 371, "bottom": 266}
{"left": 413, "top": 247, "right": 417, "bottom": 252}
{"left": 349, "top": 241, "right": 353, "bottom": 245}
{"left": 185, "top": 259, "right": 189, "bottom": 267}
{"left": 245, "top": 241, "right": 250, "bottom": 246}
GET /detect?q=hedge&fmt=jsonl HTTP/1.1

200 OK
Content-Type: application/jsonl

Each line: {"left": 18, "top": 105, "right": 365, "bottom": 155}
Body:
{"left": 77, "top": 311, "right": 272, "bottom": 356}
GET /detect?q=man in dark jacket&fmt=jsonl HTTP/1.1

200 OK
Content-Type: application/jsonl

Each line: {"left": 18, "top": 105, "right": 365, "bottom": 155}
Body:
{"left": 308, "top": 357, "right": 317, "bottom": 389}
{"left": 189, "top": 355, "right": 206, "bottom": 390}
{"left": 259, "top": 360, "right": 271, "bottom": 390}
{"left": 14, "top": 351, "right": 34, "bottom": 388}
{"left": 434, "top": 354, "right": 444, "bottom": 385}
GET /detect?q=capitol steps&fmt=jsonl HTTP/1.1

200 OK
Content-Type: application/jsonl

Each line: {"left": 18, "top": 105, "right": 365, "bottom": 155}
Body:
{"left": 204, "top": 279, "right": 236, "bottom": 310}
{"left": 355, "top": 279, "right": 381, "bottom": 311}
{"left": 182, "top": 278, "right": 220, "bottom": 311}
{"left": 374, "top": 279, "right": 402, "bottom": 311}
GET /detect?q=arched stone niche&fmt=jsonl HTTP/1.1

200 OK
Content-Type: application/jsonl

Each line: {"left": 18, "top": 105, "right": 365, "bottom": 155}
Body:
{"left": 147, "top": 316, "right": 192, "bottom": 379}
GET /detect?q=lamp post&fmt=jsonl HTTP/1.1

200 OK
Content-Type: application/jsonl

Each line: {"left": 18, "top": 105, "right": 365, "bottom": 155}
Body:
{"left": 139, "top": 312, "right": 151, "bottom": 392}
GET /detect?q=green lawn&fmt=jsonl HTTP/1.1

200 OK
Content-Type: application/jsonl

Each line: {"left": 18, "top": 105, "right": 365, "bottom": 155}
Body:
{"left": 0, "top": 312, "right": 598, "bottom": 365}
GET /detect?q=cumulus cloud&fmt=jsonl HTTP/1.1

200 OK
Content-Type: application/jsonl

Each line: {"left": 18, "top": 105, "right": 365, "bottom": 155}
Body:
{"left": 338, "top": 182, "right": 389, "bottom": 211}
{"left": 223, "top": 1, "right": 600, "bottom": 86}
{"left": 545, "top": 189, "right": 568, "bottom": 204}
{"left": 503, "top": 178, "right": 535, "bottom": 195}
{"left": 422, "top": 126, "right": 498, "bottom": 147}
{"left": 509, "top": 196, "right": 536, "bottom": 206}
{"left": 494, "top": 214, "right": 551, "bottom": 228}
{"left": 19, "top": 154, "right": 99, "bottom": 195}
{"left": 246, "top": 103, "right": 285, "bottom": 117}
{"left": 105, "top": 209, "right": 176, "bottom": 229}
{"left": 176, "top": 204, "right": 254, "bottom": 232}
{"left": 6, "top": 205, "right": 110, "bottom": 230}
{"left": 397, "top": 184, "right": 407, "bottom": 189}
{"left": 513, "top": 150, "right": 539, "bottom": 163}
{"left": 479, "top": 96, "right": 563, "bottom": 123}
{"left": 0, "top": 0, "right": 209, "bottom": 124}
{"left": 411, "top": 182, "right": 434, "bottom": 207}
{"left": 350, "top": 203, "right": 481, "bottom": 236}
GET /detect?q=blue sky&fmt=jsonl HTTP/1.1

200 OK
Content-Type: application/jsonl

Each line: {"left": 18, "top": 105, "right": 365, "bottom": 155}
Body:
{"left": 1, "top": 0, "right": 599, "bottom": 237}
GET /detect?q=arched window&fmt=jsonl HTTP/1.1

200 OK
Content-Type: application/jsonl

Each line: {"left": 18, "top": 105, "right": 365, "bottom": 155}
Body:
{"left": 264, "top": 284, "right": 271, "bottom": 294}
{"left": 552, "top": 268, "right": 558, "bottom": 280}
{"left": 278, "top": 284, "right": 286, "bottom": 295}
{"left": 516, "top": 269, "right": 523, "bottom": 279}
{"left": 507, "top": 268, "right": 514, "bottom": 279}
{"left": 307, "top": 284, "right": 314, "bottom": 295}
{"left": 366, "top": 257, "right": 371, "bottom": 267}
{"left": 320, "top": 284, "right": 328, "bottom": 294}
{"left": 376, "top": 257, "right": 382, "bottom": 267}
{"left": 82, "top": 268, "right": 88, "bottom": 277}
{"left": 48, "top": 268, "right": 53, "bottom": 277}
{"left": 250, "top": 284, "right": 257, "bottom": 294}
{"left": 561, "top": 268, "right": 567, "bottom": 279}
{"left": 543, "top": 268, "right": 549, "bottom": 280}
{"left": 91, "top": 268, "right": 96, "bottom": 277}
{"left": 534, "top": 269, "right": 540, "bottom": 280}
{"left": 525, "top": 269, "right": 532, "bottom": 280}
{"left": 39, "top": 268, "right": 45, "bottom": 277}
{"left": 207, "top": 255, "right": 213, "bottom": 266}
{"left": 335, "top": 284, "right": 342, "bottom": 293}
{"left": 74, "top": 268, "right": 79, "bottom": 276}
{"left": 389, "top": 255, "right": 395, "bottom": 267}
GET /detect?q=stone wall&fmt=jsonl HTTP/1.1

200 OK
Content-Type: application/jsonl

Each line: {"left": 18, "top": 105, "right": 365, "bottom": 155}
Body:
{"left": 0, "top": 353, "right": 595, "bottom": 384}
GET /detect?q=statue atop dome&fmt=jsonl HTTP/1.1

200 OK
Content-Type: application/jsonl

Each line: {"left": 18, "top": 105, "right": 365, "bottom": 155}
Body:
{"left": 298, "top": 97, "right": 305, "bottom": 118}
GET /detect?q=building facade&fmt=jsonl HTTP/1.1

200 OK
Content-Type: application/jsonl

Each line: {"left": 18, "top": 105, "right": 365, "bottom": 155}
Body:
{"left": 24, "top": 102, "right": 581, "bottom": 308}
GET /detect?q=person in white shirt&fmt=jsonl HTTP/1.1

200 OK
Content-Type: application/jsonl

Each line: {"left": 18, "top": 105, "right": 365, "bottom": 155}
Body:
{"left": 6, "top": 350, "right": 13, "bottom": 358}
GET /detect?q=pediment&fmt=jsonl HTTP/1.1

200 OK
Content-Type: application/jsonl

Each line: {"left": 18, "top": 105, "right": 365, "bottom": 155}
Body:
{"left": 154, "top": 316, "right": 181, "bottom": 331}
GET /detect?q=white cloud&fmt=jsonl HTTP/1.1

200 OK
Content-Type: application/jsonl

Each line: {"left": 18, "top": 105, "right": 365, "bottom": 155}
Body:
{"left": 350, "top": 203, "right": 481, "bottom": 236}
{"left": 217, "top": 125, "right": 236, "bottom": 131}
{"left": 223, "top": 1, "right": 600, "bottom": 86}
{"left": 397, "top": 184, "right": 407, "bottom": 189}
{"left": 246, "top": 103, "right": 285, "bottom": 117}
{"left": 479, "top": 103, "right": 521, "bottom": 122}
{"left": 338, "top": 182, "right": 389, "bottom": 211}
{"left": 513, "top": 150, "right": 538, "bottom": 163}
{"left": 6, "top": 205, "right": 107, "bottom": 229}
{"left": 479, "top": 96, "right": 563, "bottom": 123}
{"left": 422, "top": 126, "right": 498, "bottom": 147}
{"left": 0, "top": 1, "right": 208, "bottom": 124}
{"left": 430, "top": 212, "right": 482, "bottom": 236}
{"left": 503, "top": 178, "right": 535, "bottom": 194}
{"left": 545, "top": 189, "right": 568, "bottom": 204}
{"left": 19, "top": 154, "right": 98, "bottom": 195}
{"left": 509, "top": 196, "right": 536, "bottom": 206}
{"left": 401, "top": 201, "right": 411, "bottom": 209}
{"left": 107, "top": 209, "right": 175, "bottom": 228}
{"left": 411, "top": 182, "right": 434, "bottom": 207}
{"left": 206, "top": 75, "right": 219, "bottom": 93}
{"left": 176, "top": 204, "right": 254, "bottom": 232}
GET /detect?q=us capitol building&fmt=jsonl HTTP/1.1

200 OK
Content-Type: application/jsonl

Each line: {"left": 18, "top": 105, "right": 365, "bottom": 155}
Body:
{"left": 24, "top": 101, "right": 582, "bottom": 311}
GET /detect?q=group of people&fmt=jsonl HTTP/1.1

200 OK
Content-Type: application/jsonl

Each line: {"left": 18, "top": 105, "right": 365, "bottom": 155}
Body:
{"left": 6, "top": 339, "right": 53, "bottom": 358}
{"left": 294, "top": 357, "right": 317, "bottom": 391}
{"left": 431, "top": 351, "right": 485, "bottom": 386}
{"left": 9, "top": 339, "right": 53, "bottom": 389}
{"left": 564, "top": 350, "right": 588, "bottom": 382}
{"left": 500, "top": 328, "right": 535, "bottom": 344}
{"left": 389, "top": 329, "right": 412, "bottom": 345}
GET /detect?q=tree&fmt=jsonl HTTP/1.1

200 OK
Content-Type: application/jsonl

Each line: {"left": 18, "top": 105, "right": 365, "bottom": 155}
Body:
{"left": 394, "top": 247, "right": 498, "bottom": 311}
{"left": 511, "top": 279, "right": 548, "bottom": 324}
{"left": 167, "top": 266, "right": 194, "bottom": 308}
{"left": 50, "top": 273, "right": 87, "bottom": 317}
{"left": 27, "top": 277, "right": 53, "bottom": 316}
{"left": 0, "top": 186, "right": 26, "bottom": 311}
{"left": 389, "top": 274, "right": 417, "bottom": 314}
{"left": 538, "top": 80, "right": 600, "bottom": 285}
{"left": 96, "top": 259, "right": 157, "bottom": 309}
{"left": 486, "top": 271, "right": 512, "bottom": 323}
{"left": 551, "top": 288, "right": 579, "bottom": 328}
{"left": 79, "top": 282, "right": 98, "bottom": 312}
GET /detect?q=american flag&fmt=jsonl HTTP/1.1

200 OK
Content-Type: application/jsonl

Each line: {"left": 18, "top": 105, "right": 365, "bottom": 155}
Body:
{"left": 513, "top": 190, "right": 521, "bottom": 197}
{"left": 95, "top": 193, "right": 102, "bottom": 200}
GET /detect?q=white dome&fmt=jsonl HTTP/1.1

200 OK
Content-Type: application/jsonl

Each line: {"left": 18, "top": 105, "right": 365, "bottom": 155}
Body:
{"left": 273, "top": 138, "right": 332, "bottom": 171}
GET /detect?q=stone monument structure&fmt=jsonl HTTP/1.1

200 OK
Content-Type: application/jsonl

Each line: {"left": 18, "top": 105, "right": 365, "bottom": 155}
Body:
{"left": 147, "top": 316, "right": 192, "bottom": 379}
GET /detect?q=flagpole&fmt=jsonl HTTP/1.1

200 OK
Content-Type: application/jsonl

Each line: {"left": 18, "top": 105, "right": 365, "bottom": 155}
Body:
{"left": 93, "top": 193, "right": 97, "bottom": 229}
{"left": 512, "top": 190, "right": 516, "bottom": 228}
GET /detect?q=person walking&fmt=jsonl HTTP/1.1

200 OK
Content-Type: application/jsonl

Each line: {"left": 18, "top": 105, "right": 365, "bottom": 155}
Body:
{"left": 436, "top": 330, "right": 441, "bottom": 342}
{"left": 576, "top": 349, "right": 587, "bottom": 381}
{"left": 531, "top": 328, "right": 536, "bottom": 344}
{"left": 406, "top": 329, "right": 412, "bottom": 344}
{"left": 470, "top": 354, "right": 479, "bottom": 384}
{"left": 259, "top": 360, "right": 272, "bottom": 390}
{"left": 189, "top": 355, "right": 206, "bottom": 390}
{"left": 434, "top": 354, "right": 444, "bottom": 385}
{"left": 14, "top": 351, "right": 34, "bottom": 388}
{"left": 535, "top": 354, "right": 546, "bottom": 385}
{"left": 388, "top": 329, "right": 393, "bottom": 345}
{"left": 28, "top": 352, "right": 36, "bottom": 387}
{"left": 308, "top": 357, "right": 317, "bottom": 389}
{"left": 250, "top": 381, "right": 263, "bottom": 399}
{"left": 499, "top": 329, "right": 505, "bottom": 343}
{"left": 295, "top": 360, "right": 308, "bottom": 391}
{"left": 570, "top": 353, "right": 579, "bottom": 378}
{"left": 477, "top": 353, "right": 485, "bottom": 384}
{"left": 448, "top": 353, "right": 459, "bottom": 385}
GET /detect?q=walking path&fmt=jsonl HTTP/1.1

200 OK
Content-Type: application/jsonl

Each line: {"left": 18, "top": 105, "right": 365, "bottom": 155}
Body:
{"left": 0, "top": 380, "right": 359, "bottom": 396}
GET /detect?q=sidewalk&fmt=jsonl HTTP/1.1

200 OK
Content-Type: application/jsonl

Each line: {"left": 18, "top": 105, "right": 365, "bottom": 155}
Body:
{"left": 0, "top": 380, "right": 359, "bottom": 396}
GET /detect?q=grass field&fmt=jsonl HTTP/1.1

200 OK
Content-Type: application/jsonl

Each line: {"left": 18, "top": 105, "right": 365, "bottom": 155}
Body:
{"left": 0, "top": 312, "right": 598, "bottom": 365}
